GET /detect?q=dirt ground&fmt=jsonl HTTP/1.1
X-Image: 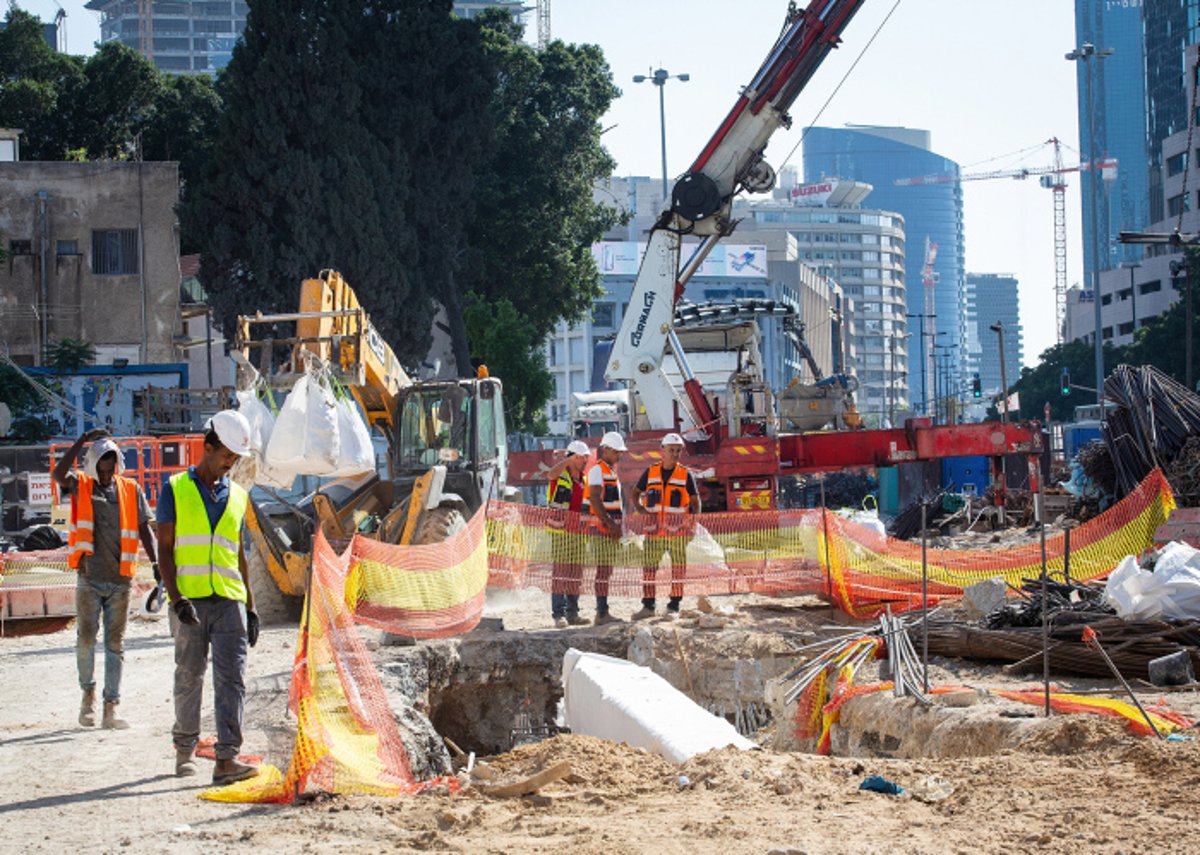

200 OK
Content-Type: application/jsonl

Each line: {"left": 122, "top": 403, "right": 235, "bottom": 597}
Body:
{"left": 3, "top": 589, "right": 1200, "bottom": 855}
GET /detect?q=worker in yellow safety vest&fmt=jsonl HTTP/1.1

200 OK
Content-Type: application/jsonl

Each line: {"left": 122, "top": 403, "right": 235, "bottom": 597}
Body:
{"left": 157, "top": 409, "right": 260, "bottom": 787}
{"left": 53, "top": 428, "right": 157, "bottom": 731}
{"left": 546, "top": 439, "right": 590, "bottom": 628}
{"left": 630, "top": 432, "right": 701, "bottom": 621}
{"left": 581, "top": 431, "right": 627, "bottom": 626}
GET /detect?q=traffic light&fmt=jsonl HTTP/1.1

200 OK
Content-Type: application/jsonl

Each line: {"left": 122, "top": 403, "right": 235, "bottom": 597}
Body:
{"left": 971, "top": 373, "right": 981, "bottom": 398}
{"left": 1060, "top": 367, "right": 1071, "bottom": 396}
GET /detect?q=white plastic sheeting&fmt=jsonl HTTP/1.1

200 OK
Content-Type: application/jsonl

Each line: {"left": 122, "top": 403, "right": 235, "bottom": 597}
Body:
{"left": 1105, "top": 541, "right": 1200, "bottom": 621}
{"left": 561, "top": 649, "right": 756, "bottom": 764}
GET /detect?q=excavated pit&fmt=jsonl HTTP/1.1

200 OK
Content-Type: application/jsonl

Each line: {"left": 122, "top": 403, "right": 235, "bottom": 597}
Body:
{"left": 370, "top": 604, "right": 1164, "bottom": 772}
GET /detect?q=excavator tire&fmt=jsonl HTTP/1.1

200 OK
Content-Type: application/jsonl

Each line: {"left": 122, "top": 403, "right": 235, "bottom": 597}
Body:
{"left": 246, "top": 538, "right": 303, "bottom": 625}
{"left": 412, "top": 506, "right": 467, "bottom": 546}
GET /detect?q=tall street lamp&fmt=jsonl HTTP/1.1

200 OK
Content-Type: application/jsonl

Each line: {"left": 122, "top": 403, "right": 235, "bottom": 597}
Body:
{"left": 906, "top": 312, "right": 935, "bottom": 416}
{"left": 633, "top": 68, "right": 689, "bottom": 200}
{"left": 1067, "top": 42, "right": 1114, "bottom": 405}
{"left": 989, "top": 321, "right": 1008, "bottom": 423}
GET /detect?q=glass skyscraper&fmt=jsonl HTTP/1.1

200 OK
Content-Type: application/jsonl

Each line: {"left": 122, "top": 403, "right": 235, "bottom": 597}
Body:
{"left": 1143, "top": 0, "right": 1200, "bottom": 223}
{"left": 1074, "top": 0, "right": 1150, "bottom": 278}
{"left": 803, "top": 125, "right": 965, "bottom": 407}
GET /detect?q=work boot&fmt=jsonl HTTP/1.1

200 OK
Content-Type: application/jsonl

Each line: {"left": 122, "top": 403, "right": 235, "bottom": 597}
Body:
{"left": 554, "top": 616, "right": 568, "bottom": 629}
{"left": 79, "top": 688, "right": 96, "bottom": 728}
{"left": 593, "top": 611, "right": 622, "bottom": 627}
{"left": 212, "top": 758, "right": 259, "bottom": 786}
{"left": 101, "top": 701, "right": 129, "bottom": 730}
{"left": 631, "top": 606, "right": 655, "bottom": 621}
{"left": 175, "top": 750, "right": 197, "bottom": 777}
{"left": 566, "top": 614, "right": 589, "bottom": 627}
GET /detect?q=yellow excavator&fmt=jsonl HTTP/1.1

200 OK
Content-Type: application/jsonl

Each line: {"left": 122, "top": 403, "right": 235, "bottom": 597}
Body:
{"left": 234, "top": 270, "right": 512, "bottom": 622}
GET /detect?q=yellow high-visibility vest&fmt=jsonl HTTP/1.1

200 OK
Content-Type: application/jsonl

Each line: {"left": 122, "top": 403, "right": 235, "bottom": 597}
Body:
{"left": 169, "top": 471, "right": 249, "bottom": 603}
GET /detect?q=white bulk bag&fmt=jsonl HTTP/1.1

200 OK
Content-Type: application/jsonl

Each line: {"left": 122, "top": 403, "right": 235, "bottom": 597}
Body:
{"left": 332, "top": 395, "right": 376, "bottom": 476}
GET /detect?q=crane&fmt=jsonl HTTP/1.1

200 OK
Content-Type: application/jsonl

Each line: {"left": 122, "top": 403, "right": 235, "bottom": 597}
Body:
{"left": 535, "top": 0, "right": 550, "bottom": 50}
{"left": 919, "top": 235, "right": 938, "bottom": 404}
{"left": 895, "top": 137, "right": 1117, "bottom": 344}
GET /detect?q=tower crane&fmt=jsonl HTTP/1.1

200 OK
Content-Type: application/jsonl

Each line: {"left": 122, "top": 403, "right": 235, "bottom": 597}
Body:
{"left": 535, "top": 0, "right": 550, "bottom": 50}
{"left": 919, "top": 235, "right": 938, "bottom": 401}
{"left": 894, "top": 138, "right": 1116, "bottom": 344}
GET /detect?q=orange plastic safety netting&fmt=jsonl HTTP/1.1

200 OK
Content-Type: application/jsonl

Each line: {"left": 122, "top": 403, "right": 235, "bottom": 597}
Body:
{"left": 485, "top": 469, "right": 1175, "bottom": 618}
{"left": 200, "top": 511, "right": 487, "bottom": 803}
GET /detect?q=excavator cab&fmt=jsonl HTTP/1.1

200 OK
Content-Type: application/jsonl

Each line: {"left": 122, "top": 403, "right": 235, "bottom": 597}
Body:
{"left": 393, "top": 377, "right": 509, "bottom": 509}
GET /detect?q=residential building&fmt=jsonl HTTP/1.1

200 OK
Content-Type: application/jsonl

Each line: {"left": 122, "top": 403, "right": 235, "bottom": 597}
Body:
{"left": 1067, "top": 45, "right": 1200, "bottom": 350}
{"left": 0, "top": 160, "right": 182, "bottom": 366}
{"left": 803, "top": 125, "right": 965, "bottom": 407}
{"left": 734, "top": 176, "right": 909, "bottom": 422}
{"left": 967, "top": 274, "right": 1023, "bottom": 398}
{"left": 85, "top": 0, "right": 529, "bottom": 75}
{"left": 1074, "top": 0, "right": 1149, "bottom": 277}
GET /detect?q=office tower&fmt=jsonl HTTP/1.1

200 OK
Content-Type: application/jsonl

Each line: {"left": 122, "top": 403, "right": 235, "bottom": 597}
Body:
{"left": 803, "top": 125, "right": 964, "bottom": 407}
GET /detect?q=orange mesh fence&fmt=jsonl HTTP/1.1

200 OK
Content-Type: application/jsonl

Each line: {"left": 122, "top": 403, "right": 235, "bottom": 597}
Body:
{"left": 485, "top": 469, "right": 1175, "bottom": 617}
{"left": 203, "top": 509, "right": 485, "bottom": 803}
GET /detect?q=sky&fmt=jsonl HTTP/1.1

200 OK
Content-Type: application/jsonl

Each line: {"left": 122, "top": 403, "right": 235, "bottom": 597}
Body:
{"left": 27, "top": 0, "right": 1085, "bottom": 368}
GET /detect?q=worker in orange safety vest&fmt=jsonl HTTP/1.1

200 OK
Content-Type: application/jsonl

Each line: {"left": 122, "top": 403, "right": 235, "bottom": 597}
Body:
{"left": 53, "top": 428, "right": 157, "bottom": 730}
{"left": 629, "top": 432, "right": 700, "bottom": 621}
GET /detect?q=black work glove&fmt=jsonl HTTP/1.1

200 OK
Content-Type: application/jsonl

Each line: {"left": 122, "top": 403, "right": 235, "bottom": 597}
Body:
{"left": 152, "top": 562, "right": 161, "bottom": 583}
{"left": 247, "top": 610, "right": 260, "bottom": 648}
{"left": 173, "top": 597, "right": 200, "bottom": 626}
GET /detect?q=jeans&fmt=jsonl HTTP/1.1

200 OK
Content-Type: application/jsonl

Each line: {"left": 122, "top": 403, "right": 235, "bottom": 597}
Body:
{"left": 171, "top": 597, "right": 247, "bottom": 761}
{"left": 76, "top": 576, "right": 131, "bottom": 703}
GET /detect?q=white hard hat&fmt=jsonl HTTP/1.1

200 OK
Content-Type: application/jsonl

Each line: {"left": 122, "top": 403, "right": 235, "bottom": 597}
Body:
{"left": 83, "top": 438, "right": 124, "bottom": 478}
{"left": 661, "top": 433, "right": 685, "bottom": 447}
{"left": 566, "top": 440, "right": 590, "bottom": 457}
{"left": 206, "top": 409, "right": 252, "bottom": 456}
{"left": 599, "top": 431, "right": 627, "bottom": 451}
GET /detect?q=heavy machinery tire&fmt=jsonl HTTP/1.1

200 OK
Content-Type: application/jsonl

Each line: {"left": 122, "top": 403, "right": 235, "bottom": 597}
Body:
{"left": 412, "top": 506, "right": 467, "bottom": 546}
{"left": 246, "top": 538, "right": 302, "bottom": 625}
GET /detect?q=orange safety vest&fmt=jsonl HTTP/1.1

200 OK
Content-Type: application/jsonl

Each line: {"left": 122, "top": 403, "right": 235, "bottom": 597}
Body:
{"left": 582, "top": 459, "right": 622, "bottom": 523}
{"left": 642, "top": 463, "right": 692, "bottom": 536}
{"left": 68, "top": 473, "right": 141, "bottom": 577}
{"left": 545, "top": 470, "right": 580, "bottom": 532}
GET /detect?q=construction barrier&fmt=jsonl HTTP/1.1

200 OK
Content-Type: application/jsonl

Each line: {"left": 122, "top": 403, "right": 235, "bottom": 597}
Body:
{"left": 201, "top": 511, "right": 486, "bottom": 803}
{"left": 485, "top": 469, "right": 1176, "bottom": 619}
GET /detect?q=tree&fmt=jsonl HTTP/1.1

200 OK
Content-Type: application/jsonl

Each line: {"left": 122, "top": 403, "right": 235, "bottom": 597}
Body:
{"left": 186, "top": 0, "right": 492, "bottom": 366}
{"left": 0, "top": 9, "right": 85, "bottom": 160}
{"left": 63, "top": 42, "right": 163, "bottom": 161}
{"left": 141, "top": 73, "right": 223, "bottom": 213}
{"left": 464, "top": 11, "right": 621, "bottom": 346}
{"left": 465, "top": 295, "right": 554, "bottom": 431}
{"left": 43, "top": 338, "right": 96, "bottom": 373}
{"left": 1005, "top": 338, "right": 1127, "bottom": 422}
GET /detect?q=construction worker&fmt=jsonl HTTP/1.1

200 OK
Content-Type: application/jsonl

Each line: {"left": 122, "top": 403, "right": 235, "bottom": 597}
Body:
{"left": 53, "top": 428, "right": 157, "bottom": 730}
{"left": 582, "top": 431, "right": 627, "bottom": 626}
{"left": 157, "top": 410, "right": 260, "bottom": 786}
{"left": 546, "top": 440, "right": 591, "bottom": 628}
{"left": 630, "top": 433, "right": 701, "bottom": 620}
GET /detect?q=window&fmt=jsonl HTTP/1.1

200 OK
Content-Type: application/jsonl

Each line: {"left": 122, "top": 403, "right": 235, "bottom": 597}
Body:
{"left": 1168, "top": 151, "right": 1188, "bottom": 176}
{"left": 1118, "top": 321, "right": 1134, "bottom": 336}
{"left": 92, "top": 230, "right": 138, "bottom": 274}
{"left": 1140, "top": 279, "right": 1162, "bottom": 295}
{"left": 56, "top": 239, "right": 78, "bottom": 256}
{"left": 592, "top": 302, "right": 614, "bottom": 329}
{"left": 1102, "top": 326, "right": 1113, "bottom": 340}
{"left": 9, "top": 239, "right": 32, "bottom": 255}
{"left": 1101, "top": 294, "right": 1112, "bottom": 306}
{"left": 1168, "top": 192, "right": 1191, "bottom": 217}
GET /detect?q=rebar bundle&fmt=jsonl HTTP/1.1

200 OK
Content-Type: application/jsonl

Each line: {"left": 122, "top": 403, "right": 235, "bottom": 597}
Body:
{"left": 1102, "top": 364, "right": 1200, "bottom": 499}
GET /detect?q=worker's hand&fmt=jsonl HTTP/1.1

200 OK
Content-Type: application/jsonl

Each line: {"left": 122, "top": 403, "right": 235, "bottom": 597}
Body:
{"left": 173, "top": 598, "right": 200, "bottom": 626}
{"left": 82, "top": 428, "right": 109, "bottom": 442}
{"left": 606, "top": 520, "right": 621, "bottom": 538}
{"left": 246, "top": 610, "right": 260, "bottom": 648}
